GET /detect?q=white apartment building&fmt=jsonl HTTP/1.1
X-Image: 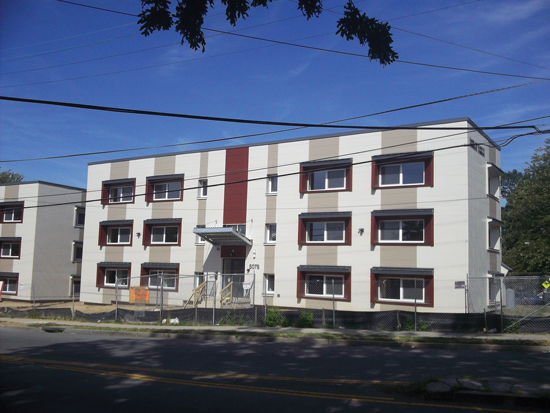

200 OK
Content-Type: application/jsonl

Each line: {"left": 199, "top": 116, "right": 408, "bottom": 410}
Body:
{"left": 79, "top": 118, "right": 502, "bottom": 313}
{"left": 0, "top": 181, "right": 86, "bottom": 301}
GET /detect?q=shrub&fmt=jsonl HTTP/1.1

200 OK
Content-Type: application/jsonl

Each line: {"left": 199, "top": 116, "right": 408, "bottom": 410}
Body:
{"left": 265, "top": 307, "right": 288, "bottom": 327}
{"left": 295, "top": 312, "right": 314, "bottom": 328}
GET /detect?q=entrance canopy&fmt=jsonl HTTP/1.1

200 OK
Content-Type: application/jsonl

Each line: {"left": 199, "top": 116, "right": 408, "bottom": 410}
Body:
{"left": 193, "top": 227, "right": 252, "bottom": 246}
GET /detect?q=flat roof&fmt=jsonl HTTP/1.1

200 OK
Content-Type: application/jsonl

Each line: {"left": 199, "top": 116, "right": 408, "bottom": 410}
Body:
{"left": 88, "top": 117, "right": 500, "bottom": 166}
{"left": 0, "top": 180, "right": 86, "bottom": 191}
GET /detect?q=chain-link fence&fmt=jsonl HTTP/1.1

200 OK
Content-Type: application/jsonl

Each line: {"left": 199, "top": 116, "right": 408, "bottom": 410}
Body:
{"left": 2, "top": 273, "right": 549, "bottom": 334}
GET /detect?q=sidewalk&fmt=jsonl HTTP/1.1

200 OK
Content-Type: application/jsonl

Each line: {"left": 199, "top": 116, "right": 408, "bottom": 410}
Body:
{"left": 2, "top": 317, "right": 550, "bottom": 408}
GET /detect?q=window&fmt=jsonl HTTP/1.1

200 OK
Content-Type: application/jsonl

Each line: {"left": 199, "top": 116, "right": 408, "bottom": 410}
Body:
{"left": 224, "top": 224, "right": 246, "bottom": 235}
{"left": 195, "top": 224, "right": 206, "bottom": 244}
{"left": 267, "top": 175, "right": 278, "bottom": 194}
{"left": 146, "top": 175, "right": 183, "bottom": 202}
{"left": 371, "top": 210, "right": 433, "bottom": 246}
{"left": 143, "top": 219, "right": 182, "bottom": 246}
{"left": 265, "top": 224, "right": 277, "bottom": 243}
{"left": 75, "top": 207, "right": 85, "bottom": 227}
{"left": 0, "top": 202, "right": 24, "bottom": 223}
{"left": 73, "top": 241, "right": 83, "bottom": 262}
{"left": 372, "top": 152, "right": 433, "bottom": 189}
{"left": 300, "top": 159, "right": 352, "bottom": 193}
{"left": 198, "top": 179, "right": 208, "bottom": 198}
{"left": 0, "top": 238, "right": 21, "bottom": 259}
{"left": 0, "top": 274, "right": 18, "bottom": 295}
{"left": 298, "top": 212, "right": 351, "bottom": 246}
{"left": 297, "top": 266, "right": 351, "bottom": 302}
{"left": 96, "top": 263, "right": 130, "bottom": 289}
{"left": 487, "top": 163, "right": 502, "bottom": 200}
{"left": 99, "top": 220, "right": 133, "bottom": 246}
{"left": 488, "top": 218, "right": 502, "bottom": 251}
{"left": 141, "top": 264, "right": 179, "bottom": 291}
{"left": 101, "top": 179, "right": 135, "bottom": 205}
{"left": 371, "top": 268, "right": 434, "bottom": 307}
{"left": 265, "top": 274, "right": 275, "bottom": 294}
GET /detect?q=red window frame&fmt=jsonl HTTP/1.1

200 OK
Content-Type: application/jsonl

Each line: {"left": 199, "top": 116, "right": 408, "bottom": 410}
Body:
{"left": 371, "top": 212, "right": 433, "bottom": 246}
{"left": 372, "top": 153, "right": 433, "bottom": 189}
{"left": 370, "top": 272, "right": 434, "bottom": 307}
{"left": 140, "top": 264, "right": 180, "bottom": 292}
{"left": 300, "top": 161, "right": 352, "bottom": 194}
{"left": 145, "top": 175, "right": 184, "bottom": 203}
{"left": 0, "top": 274, "right": 19, "bottom": 295}
{"left": 101, "top": 179, "right": 136, "bottom": 205}
{"left": 0, "top": 238, "right": 21, "bottom": 260}
{"left": 96, "top": 264, "right": 131, "bottom": 289}
{"left": 98, "top": 221, "right": 134, "bottom": 246}
{"left": 143, "top": 219, "right": 182, "bottom": 246}
{"left": 298, "top": 214, "right": 352, "bottom": 246}
{"left": 0, "top": 202, "right": 24, "bottom": 223}
{"left": 297, "top": 267, "right": 351, "bottom": 302}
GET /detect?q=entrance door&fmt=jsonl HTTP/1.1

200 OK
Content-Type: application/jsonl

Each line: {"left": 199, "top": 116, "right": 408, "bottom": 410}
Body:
{"left": 223, "top": 258, "right": 245, "bottom": 298}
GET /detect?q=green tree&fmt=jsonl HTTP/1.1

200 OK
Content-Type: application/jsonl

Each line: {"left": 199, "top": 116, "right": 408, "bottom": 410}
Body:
{"left": 502, "top": 138, "right": 550, "bottom": 272}
{"left": 0, "top": 168, "right": 24, "bottom": 184}
{"left": 138, "top": 0, "right": 398, "bottom": 65}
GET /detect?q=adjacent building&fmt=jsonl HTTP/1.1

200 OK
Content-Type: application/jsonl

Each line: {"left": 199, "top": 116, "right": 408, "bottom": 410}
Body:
{"left": 79, "top": 118, "right": 502, "bottom": 313}
{"left": 0, "top": 181, "right": 86, "bottom": 300}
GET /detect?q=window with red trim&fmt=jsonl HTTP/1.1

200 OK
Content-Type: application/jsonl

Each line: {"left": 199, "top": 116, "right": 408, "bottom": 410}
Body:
{"left": 298, "top": 213, "right": 352, "bottom": 246}
{"left": 0, "top": 238, "right": 21, "bottom": 259}
{"left": 300, "top": 160, "right": 352, "bottom": 193}
{"left": 372, "top": 152, "right": 433, "bottom": 189}
{"left": 0, "top": 274, "right": 18, "bottom": 295}
{"left": 371, "top": 210, "right": 433, "bottom": 246}
{"left": 140, "top": 264, "right": 179, "bottom": 291}
{"left": 297, "top": 267, "right": 351, "bottom": 302}
{"left": 98, "top": 221, "right": 133, "bottom": 246}
{"left": 143, "top": 219, "right": 182, "bottom": 246}
{"left": 96, "top": 264, "right": 130, "bottom": 289}
{"left": 145, "top": 175, "right": 184, "bottom": 203}
{"left": 101, "top": 179, "right": 136, "bottom": 205}
{"left": 0, "top": 203, "right": 24, "bottom": 223}
{"left": 371, "top": 271, "right": 434, "bottom": 307}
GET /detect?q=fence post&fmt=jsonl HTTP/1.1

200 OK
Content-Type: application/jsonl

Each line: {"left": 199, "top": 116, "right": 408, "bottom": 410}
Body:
{"left": 414, "top": 299, "right": 417, "bottom": 332}
{"left": 500, "top": 285, "right": 504, "bottom": 333}
{"left": 332, "top": 278, "right": 335, "bottom": 329}
{"left": 32, "top": 283, "right": 35, "bottom": 311}
{"left": 213, "top": 273, "right": 217, "bottom": 325}
{"left": 115, "top": 279, "right": 118, "bottom": 322}
{"left": 264, "top": 273, "right": 267, "bottom": 323}
{"left": 159, "top": 274, "right": 164, "bottom": 324}
{"left": 72, "top": 281, "right": 75, "bottom": 320}
{"left": 252, "top": 270, "right": 255, "bottom": 307}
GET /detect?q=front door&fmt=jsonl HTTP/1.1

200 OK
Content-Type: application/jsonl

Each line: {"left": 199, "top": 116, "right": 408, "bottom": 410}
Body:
{"left": 223, "top": 258, "right": 245, "bottom": 297}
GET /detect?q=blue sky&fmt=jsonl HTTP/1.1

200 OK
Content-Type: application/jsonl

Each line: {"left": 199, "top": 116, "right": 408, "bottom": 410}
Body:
{"left": 1, "top": 0, "right": 549, "bottom": 189}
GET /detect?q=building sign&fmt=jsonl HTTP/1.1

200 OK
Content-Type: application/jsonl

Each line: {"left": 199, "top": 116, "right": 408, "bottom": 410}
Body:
{"left": 455, "top": 281, "right": 466, "bottom": 289}
{"left": 130, "top": 287, "right": 149, "bottom": 304}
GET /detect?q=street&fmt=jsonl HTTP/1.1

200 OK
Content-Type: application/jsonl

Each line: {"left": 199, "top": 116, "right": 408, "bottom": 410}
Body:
{"left": 0, "top": 327, "right": 547, "bottom": 412}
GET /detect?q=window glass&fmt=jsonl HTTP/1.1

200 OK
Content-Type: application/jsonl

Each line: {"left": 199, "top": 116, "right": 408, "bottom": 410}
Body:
{"left": 327, "top": 170, "right": 345, "bottom": 189}
{"left": 198, "top": 180, "right": 208, "bottom": 197}
{"left": 326, "top": 276, "right": 343, "bottom": 295}
{"left": 108, "top": 228, "right": 131, "bottom": 244}
{"left": 380, "top": 221, "right": 399, "bottom": 241}
{"left": 402, "top": 163, "right": 424, "bottom": 184}
{"left": 308, "top": 222, "right": 325, "bottom": 241}
{"left": 380, "top": 278, "right": 400, "bottom": 299}
{"left": 1, "top": 243, "right": 19, "bottom": 257}
{"left": 269, "top": 176, "right": 278, "bottom": 193}
{"left": 165, "top": 227, "right": 179, "bottom": 243}
{"left": 306, "top": 275, "right": 324, "bottom": 295}
{"left": 75, "top": 211, "right": 85, "bottom": 226}
{"left": 266, "top": 274, "right": 275, "bottom": 292}
{"left": 1, "top": 278, "right": 17, "bottom": 293}
{"left": 380, "top": 165, "right": 400, "bottom": 185}
{"left": 326, "top": 222, "right": 344, "bottom": 241}
{"left": 403, "top": 279, "right": 424, "bottom": 300}
{"left": 266, "top": 224, "right": 277, "bottom": 242}
{"left": 402, "top": 220, "right": 424, "bottom": 241}
{"left": 309, "top": 171, "right": 326, "bottom": 190}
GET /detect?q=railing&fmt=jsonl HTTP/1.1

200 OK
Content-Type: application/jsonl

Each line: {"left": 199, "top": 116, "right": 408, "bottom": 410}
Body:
{"left": 220, "top": 282, "right": 233, "bottom": 307}
{"left": 183, "top": 280, "right": 207, "bottom": 309}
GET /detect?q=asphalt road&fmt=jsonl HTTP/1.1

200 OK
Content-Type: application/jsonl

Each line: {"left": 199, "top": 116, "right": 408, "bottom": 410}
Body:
{"left": 0, "top": 328, "right": 548, "bottom": 412}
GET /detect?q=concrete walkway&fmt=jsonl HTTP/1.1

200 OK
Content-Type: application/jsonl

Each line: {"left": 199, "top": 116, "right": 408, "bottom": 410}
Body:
{"left": 2, "top": 317, "right": 549, "bottom": 408}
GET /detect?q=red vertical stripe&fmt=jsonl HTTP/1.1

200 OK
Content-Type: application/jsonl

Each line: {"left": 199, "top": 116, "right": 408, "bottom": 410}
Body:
{"left": 223, "top": 147, "right": 249, "bottom": 225}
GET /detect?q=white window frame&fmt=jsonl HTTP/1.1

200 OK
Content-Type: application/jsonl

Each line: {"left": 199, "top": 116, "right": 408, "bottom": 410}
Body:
{"left": 306, "top": 221, "right": 345, "bottom": 243}
{"left": 1, "top": 242, "right": 20, "bottom": 258}
{"left": 109, "top": 186, "right": 134, "bottom": 203}
{"left": 148, "top": 270, "right": 177, "bottom": 290}
{"left": 73, "top": 242, "right": 83, "bottom": 262}
{"left": 198, "top": 179, "right": 208, "bottom": 198}
{"left": 3, "top": 208, "right": 22, "bottom": 222}
{"left": 74, "top": 208, "right": 85, "bottom": 227}
{"left": 1, "top": 278, "right": 17, "bottom": 294}
{"left": 151, "top": 226, "right": 179, "bottom": 244}
{"left": 104, "top": 269, "right": 128, "bottom": 287}
{"left": 265, "top": 224, "right": 277, "bottom": 244}
{"left": 308, "top": 169, "right": 346, "bottom": 191}
{"left": 153, "top": 181, "right": 181, "bottom": 200}
{"left": 107, "top": 227, "right": 132, "bottom": 245}
{"left": 195, "top": 225, "right": 206, "bottom": 244}
{"left": 305, "top": 274, "right": 344, "bottom": 298}
{"left": 379, "top": 162, "right": 424, "bottom": 187}
{"left": 265, "top": 274, "right": 275, "bottom": 295}
{"left": 378, "top": 277, "right": 425, "bottom": 303}
{"left": 267, "top": 175, "right": 278, "bottom": 194}
{"left": 378, "top": 219, "right": 424, "bottom": 243}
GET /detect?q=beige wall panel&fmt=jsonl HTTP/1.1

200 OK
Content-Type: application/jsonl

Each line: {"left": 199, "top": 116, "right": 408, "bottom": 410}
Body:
{"left": 265, "top": 196, "right": 277, "bottom": 223}
{"left": 104, "top": 248, "right": 124, "bottom": 262}
{"left": 197, "top": 199, "right": 206, "bottom": 225}
{"left": 3, "top": 185, "right": 19, "bottom": 200}
{"left": 195, "top": 246, "right": 205, "bottom": 272}
{"left": 267, "top": 144, "right": 278, "bottom": 174}
{"left": 381, "top": 130, "right": 417, "bottom": 154}
{"left": 110, "top": 161, "right": 130, "bottom": 180}
{"left": 107, "top": 205, "right": 127, "bottom": 221}
{"left": 1, "top": 224, "right": 16, "bottom": 237}
{"left": 154, "top": 155, "right": 176, "bottom": 176}
{"left": 200, "top": 152, "right": 208, "bottom": 178}
{"left": 381, "top": 187, "right": 417, "bottom": 210}
{"left": 380, "top": 246, "right": 417, "bottom": 267}
{"left": 264, "top": 245, "right": 275, "bottom": 274}
{"left": 309, "top": 136, "right": 339, "bottom": 160}
{"left": 308, "top": 192, "right": 339, "bottom": 212}
{"left": 149, "top": 247, "right": 171, "bottom": 263}
{"left": 151, "top": 202, "right": 173, "bottom": 219}
{"left": 0, "top": 260, "right": 14, "bottom": 272}
{"left": 306, "top": 245, "right": 337, "bottom": 266}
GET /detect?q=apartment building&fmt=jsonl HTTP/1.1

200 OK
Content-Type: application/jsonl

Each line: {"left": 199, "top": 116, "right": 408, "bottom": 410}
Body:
{"left": 79, "top": 118, "right": 502, "bottom": 312}
{"left": 0, "top": 181, "right": 86, "bottom": 300}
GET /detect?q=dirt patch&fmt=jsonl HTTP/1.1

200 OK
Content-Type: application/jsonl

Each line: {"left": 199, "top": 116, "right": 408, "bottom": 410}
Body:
{"left": 0, "top": 299, "right": 137, "bottom": 314}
